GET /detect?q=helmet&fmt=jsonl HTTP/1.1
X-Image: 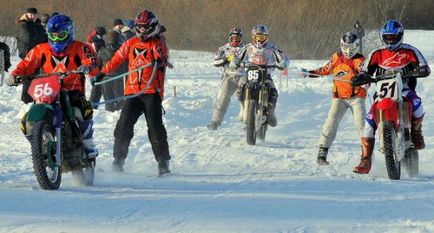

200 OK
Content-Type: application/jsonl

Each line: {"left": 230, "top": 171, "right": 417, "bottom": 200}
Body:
{"left": 380, "top": 20, "right": 404, "bottom": 51}
{"left": 251, "top": 24, "right": 269, "bottom": 49}
{"left": 134, "top": 10, "right": 160, "bottom": 41}
{"left": 46, "top": 15, "right": 74, "bottom": 54}
{"left": 95, "top": 26, "right": 106, "bottom": 36}
{"left": 340, "top": 32, "right": 361, "bottom": 59}
{"left": 229, "top": 27, "right": 243, "bottom": 47}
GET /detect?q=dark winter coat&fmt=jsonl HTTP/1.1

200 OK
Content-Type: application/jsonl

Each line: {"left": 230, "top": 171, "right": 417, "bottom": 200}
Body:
{"left": 16, "top": 14, "right": 47, "bottom": 59}
{"left": 0, "top": 42, "right": 12, "bottom": 72}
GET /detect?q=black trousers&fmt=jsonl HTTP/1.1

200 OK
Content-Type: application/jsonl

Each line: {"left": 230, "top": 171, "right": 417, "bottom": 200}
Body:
{"left": 113, "top": 93, "right": 170, "bottom": 162}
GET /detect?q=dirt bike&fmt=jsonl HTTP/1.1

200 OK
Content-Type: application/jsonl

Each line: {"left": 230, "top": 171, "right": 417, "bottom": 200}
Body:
{"left": 20, "top": 69, "right": 95, "bottom": 190}
{"left": 240, "top": 64, "right": 276, "bottom": 145}
{"left": 355, "top": 70, "right": 422, "bottom": 180}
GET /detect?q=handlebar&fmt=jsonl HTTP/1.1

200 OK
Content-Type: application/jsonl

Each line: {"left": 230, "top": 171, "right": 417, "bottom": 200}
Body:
{"left": 240, "top": 63, "right": 278, "bottom": 69}
{"left": 15, "top": 69, "right": 87, "bottom": 84}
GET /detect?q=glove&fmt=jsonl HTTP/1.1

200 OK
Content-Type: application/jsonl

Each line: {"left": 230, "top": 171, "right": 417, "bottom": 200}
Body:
{"left": 91, "top": 72, "right": 105, "bottom": 86}
{"left": 229, "top": 60, "right": 238, "bottom": 69}
{"left": 276, "top": 60, "right": 287, "bottom": 70}
{"left": 77, "top": 65, "right": 91, "bottom": 74}
{"left": 299, "top": 68, "right": 308, "bottom": 78}
{"left": 351, "top": 72, "right": 372, "bottom": 87}
{"left": 6, "top": 75, "right": 21, "bottom": 86}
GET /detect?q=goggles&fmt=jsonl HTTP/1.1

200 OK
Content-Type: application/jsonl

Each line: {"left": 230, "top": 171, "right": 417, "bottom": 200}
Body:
{"left": 135, "top": 24, "right": 155, "bottom": 34}
{"left": 382, "top": 34, "right": 400, "bottom": 44}
{"left": 47, "top": 31, "right": 68, "bottom": 42}
{"left": 252, "top": 34, "right": 267, "bottom": 43}
{"left": 230, "top": 34, "right": 241, "bottom": 43}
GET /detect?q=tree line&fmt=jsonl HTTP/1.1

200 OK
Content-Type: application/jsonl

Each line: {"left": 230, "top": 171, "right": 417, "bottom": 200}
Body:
{"left": 0, "top": 0, "right": 432, "bottom": 59}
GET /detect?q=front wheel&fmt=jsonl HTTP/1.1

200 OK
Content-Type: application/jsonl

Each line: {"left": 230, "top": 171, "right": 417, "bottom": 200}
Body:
{"left": 383, "top": 121, "right": 400, "bottom": 180}
{"left": 246, "top": 100, "right": 258, "bottom": 145}
{"left": 31, "top": 121, "right": 62, "bottom": 190}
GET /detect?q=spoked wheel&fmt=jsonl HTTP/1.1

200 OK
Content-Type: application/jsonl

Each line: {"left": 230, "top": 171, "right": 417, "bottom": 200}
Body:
{"left": 403, "top": 148, "right": 419, "bottom": 177}
{"left": 383, "top": 121, "right": 400, "bottom": 180}
{"left": 72, "top": 159, "right": 95, "bottom": 186}
{"left": 31, "top": 121, "right": 62, "bottom": 190}
{"left": 246, "top": 100, "right": 258, "bottom": 145}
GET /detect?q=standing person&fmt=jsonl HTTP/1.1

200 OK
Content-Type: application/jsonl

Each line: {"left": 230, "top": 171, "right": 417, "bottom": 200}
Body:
{"left": 113, "top": 18, "right": 126, "bottom": 44}
{"left": 95, "top": 10, "right": 171, "bottom": 175}
{"left": 353, "top": 20, "right": 365, "bottom": 53}
{"left": 300, "top": 32, "right": 366, "bottom": 165}
{"left": 97, "top": 31, "right": 126, "bottom": 112}
{"left": 88, "top": 26, "right": 106, "bottom": 108}
{"left": 40, "top": 13, "right": 50, "bottom": 29}
{"left": 233, "top": 24, "right": 289, "bottom": 127}
{"left": 121, "top": 19, "right": 135, "bottom": 40}
{"left": 0, "top": 42, "right": 11, "bottom": 72}
{"left": 207, "top": 27, "right": 246, "bottom": 130}
{"left": 7, "top": 14, "right": 100, "bottom": 157}
{"left": 15, "top": 7, "right": 47, "bottom": 104}
{"left": 351, "top": 20, "right": 431, "bottom": 174}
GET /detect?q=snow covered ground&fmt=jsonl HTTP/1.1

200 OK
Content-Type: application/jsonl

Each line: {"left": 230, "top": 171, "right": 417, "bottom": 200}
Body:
{"left": 1, "top": 31, "right": 434, "bottom": 233}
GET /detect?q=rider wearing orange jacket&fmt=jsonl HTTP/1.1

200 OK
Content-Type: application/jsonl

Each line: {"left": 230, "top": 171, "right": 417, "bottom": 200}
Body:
{"left": 8, "top": 15, "right": 100, "bottom": 158}
{"left": 95, "top": 10, "right": 171, "bottom": 175}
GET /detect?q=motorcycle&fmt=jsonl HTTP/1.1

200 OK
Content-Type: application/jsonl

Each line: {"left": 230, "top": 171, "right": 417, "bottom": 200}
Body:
{"left": 21, "top": 69, "right": 95, "bottom": 189}
{"left": 240, "top": 64, "right": 276, "bottom": 145}
{"left": 354, "top": 70, "right": 422, "bottom": 180}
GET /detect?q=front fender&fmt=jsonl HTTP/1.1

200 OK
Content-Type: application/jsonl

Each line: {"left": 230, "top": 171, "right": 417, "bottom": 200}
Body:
{"left": 25, "top": 104, "right": 54, "bottom": 135}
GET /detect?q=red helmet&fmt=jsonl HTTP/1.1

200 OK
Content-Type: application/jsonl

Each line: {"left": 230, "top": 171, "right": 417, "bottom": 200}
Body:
{"left": 134, "top": 10, "right": 160, "bottom": 41}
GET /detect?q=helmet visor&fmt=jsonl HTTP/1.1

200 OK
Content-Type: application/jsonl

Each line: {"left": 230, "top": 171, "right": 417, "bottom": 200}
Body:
{"left": 382, "top": 34, "right": 401, "bottom": 45}
{"left": 252, "top": 34, "right": 267, "bottom": 44}
{"left": 340, "top": 42, "right": 359, "bottom": 57}
{"left": 135, "top": 23, "right": 155, "bottom": 34}
{"left": 47, "top": 31, "right": 68, "bottom": 42}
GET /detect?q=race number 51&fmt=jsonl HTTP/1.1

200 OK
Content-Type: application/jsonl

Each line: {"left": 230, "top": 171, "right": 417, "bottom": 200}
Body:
{"left": 34, "top": 83, "right": 54, "bottom": 97}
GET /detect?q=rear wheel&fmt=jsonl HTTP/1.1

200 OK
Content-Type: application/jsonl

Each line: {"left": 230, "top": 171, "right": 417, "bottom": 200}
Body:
{"left": 246, "top": 100, "right": 258, "bottom": 145}
{"left": 31, "top": 121, "right": 62, "bottom": 190}
{"left": 383, "top": 121, "right": 400, "bottom": 180}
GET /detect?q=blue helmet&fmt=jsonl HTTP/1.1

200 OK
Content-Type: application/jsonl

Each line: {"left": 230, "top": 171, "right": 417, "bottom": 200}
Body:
{"left": 380, "top": 20, "right": 403, "bottom": 51}
{"left": 46, "top": 15, "right": 74, "bottom": 54}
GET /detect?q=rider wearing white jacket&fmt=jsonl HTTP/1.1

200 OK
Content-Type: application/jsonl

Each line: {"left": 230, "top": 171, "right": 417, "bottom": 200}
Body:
{"left": 207, "top": 28, "right": 246, "bottom": 130}
{"left": 232, "top": 24, "right": 289, "bottom": 127}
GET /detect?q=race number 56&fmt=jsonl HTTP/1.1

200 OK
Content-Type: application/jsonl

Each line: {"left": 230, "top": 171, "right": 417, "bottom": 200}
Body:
{"left": 34, "top": 83, "right": 54, "bottom": 97}
{"left": 248, "top": 70, "right": 259, "bottom": 81}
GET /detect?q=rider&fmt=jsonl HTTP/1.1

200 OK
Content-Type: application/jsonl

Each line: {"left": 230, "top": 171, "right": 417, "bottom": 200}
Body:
{"left": 207, "top": 27, "right": 246, "bottom": 130}
{"left": 7, "top": 14, "right": 100, "bottom": 158}
{"left": 300, "top": 32, "right": 366, "bottom": 165}
{"left": 232, "top": 24, "right": 289, "bottom": 127}
{"left": 351, "top": 20, "right": 431, "bottom": 174}
{"left": 94, "top": 9, "right": 171, "bottom": 175}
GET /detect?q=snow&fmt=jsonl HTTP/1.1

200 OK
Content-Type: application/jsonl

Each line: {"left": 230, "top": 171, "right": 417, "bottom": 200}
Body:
{"left": 1, "top": 31, "right": 434, "bottom": 233}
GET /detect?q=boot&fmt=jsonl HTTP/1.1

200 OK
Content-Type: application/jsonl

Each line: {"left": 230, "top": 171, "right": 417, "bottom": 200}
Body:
{"left": 112, "top": 158, "right": 125, "bottom": 172}
{"left": 207, "top": 121, "right": 219, "bottom": 130}
{"left": 411, "top": 115, "right": 425, "bottom": 150}
{"left": 267, "top": 103, "right": 277, "bottom": 127}
{"left": 353, "top": 137, "right": 375, "bottom": 174}
{"left": 158, "top": 159, "right": 171, "bottom": 176}
{"left": 317, "top": 146, "right": 329, "bottom": 165}
{"left": 80, "top": 120, "right": 98, "bottom": 158}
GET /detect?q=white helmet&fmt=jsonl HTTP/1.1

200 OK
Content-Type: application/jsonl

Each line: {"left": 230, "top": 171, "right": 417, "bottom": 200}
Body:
{"left": 251, "top": 24, "right": 269, "bottom": 49}
{"left": 340, "top": 32, "right": 361, "bottom": 58}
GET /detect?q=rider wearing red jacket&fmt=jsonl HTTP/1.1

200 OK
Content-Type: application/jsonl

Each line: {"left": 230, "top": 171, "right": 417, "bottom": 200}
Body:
{"left": 8, "top": 15, "right": 100, "bottom": 158}
{"left": 96, "top": 10, "right": 171, "bottom": 175}
{"left": 351, "top": 20, "right": 431, "bottom": 174}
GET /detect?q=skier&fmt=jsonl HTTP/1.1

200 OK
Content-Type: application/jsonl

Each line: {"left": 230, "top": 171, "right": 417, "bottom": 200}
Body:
{"left": 232, "top": 24, "right": 289, "bottom": 127}
{"left": 94, "top": 10, "right": 171, "bottom": 175}
{"left": 7, "top": 14, "right": 100, "bottom": 158}
{"left": 351, "top": 20, "right": 431, "bottom": 174}
{"left": 207, "top": 27, "right": 246, "bottom": 130}
{"left": 300, "top": 32, "right": 366, "bottom": 165}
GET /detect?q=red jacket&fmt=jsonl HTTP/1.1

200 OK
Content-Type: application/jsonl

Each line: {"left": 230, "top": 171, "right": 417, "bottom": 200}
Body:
{"left": 12, "top": 41, "right": 99, "bottom": 92}
{"left": 101, "top": 36, "right": 168, "bottom": 98}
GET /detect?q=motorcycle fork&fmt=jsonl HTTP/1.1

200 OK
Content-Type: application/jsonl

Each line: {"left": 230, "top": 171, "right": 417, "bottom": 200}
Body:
{"left": 54, "top": 95, "right": 63, "bottom": 167}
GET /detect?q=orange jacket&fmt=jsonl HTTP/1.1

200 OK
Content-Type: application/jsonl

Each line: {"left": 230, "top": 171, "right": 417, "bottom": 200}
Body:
{"left": 101, "top": 36, "right": 168, "bottom": 98}
{"left": 12, "top": 41, "right": 99, "bottom": 92}
{"left": 310, "top": 52, "right": 366, "bottom": 99}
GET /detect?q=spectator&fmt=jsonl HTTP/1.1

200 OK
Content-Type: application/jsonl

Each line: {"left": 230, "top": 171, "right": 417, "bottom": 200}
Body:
{"left": 0, "top": 42, "right": 11, "bottom": 72}
{"left": 41, "top": 13, "right": 50, "bottom": 29}
{"left": 96, "top": 31, "right": 126, "bottom": 112}
{"left": 121, "top": 19, "right": 135, "bottom": 40}
{"left": 88, "top": 26, "right": 107, "bottom": 108}
{"left": 15, "top": 7, "right": 47, "bottom": 103}
{"left": 113, "top": 18, "right": 126, "bottom": 44}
